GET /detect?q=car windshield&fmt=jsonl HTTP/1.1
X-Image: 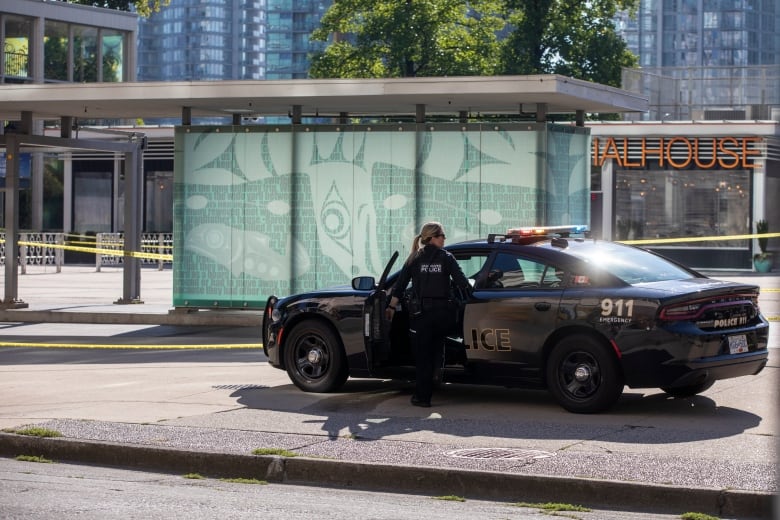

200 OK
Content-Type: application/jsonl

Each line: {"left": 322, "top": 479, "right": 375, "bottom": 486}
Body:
{"left": 564, "top": 241, "right": 697, "bottom": 285}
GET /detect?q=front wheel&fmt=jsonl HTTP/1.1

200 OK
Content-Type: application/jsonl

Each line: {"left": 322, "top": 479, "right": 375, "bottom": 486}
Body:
{"left": 284, "top": 320, "right": 348, "bottom": 393}
{"left": 546, "top": 335, "right": 624, "bottom": 413}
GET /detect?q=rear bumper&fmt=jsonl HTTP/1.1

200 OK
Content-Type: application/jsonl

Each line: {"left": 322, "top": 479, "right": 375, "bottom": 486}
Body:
{"left": 662, "top": 351, "right": 768, "bottom": 389}
{"left": 620, "top": 320, "right": 769, "bottom": 388}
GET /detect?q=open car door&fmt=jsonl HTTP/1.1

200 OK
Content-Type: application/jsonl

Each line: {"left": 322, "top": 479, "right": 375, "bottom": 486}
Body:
{"left": 363, "top": 251, "right": 399, "bottom": 370}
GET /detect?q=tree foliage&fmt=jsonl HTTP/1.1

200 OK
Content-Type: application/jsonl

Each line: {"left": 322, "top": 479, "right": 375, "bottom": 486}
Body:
{"left": 64, "top": 0, "right": 169, "bottom": 18}
{"left": 309, "top": 0, "right": 506, "bottom": 78}
{"left": 503, "top": 0, "right": 638, "bottom": 87}
{"left": 311, "top": 0, "right": 638, "bottom": 87}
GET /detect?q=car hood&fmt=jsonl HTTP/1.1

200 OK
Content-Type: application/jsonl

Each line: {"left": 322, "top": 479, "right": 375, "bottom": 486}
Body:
{"left": 276, "top": 284, "right": 365, "bottom": 307}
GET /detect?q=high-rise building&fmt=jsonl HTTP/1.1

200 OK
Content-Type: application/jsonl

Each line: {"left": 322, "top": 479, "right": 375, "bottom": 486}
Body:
{"left": 137, "top": 0, "right": 330, "bottom": 81}
{"left": 617, "top": 0, "right": 778, "bottom": 68}
{"left": 615, "top": 1, "right": 779, "bottom": 121}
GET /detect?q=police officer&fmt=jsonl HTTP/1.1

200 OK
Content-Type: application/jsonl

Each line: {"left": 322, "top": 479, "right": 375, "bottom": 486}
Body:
{"left": 385, "top": 222, "right": 471, "bottom": 408}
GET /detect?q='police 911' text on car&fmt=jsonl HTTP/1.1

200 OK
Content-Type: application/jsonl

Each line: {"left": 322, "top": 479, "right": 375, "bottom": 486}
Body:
{"left": 262, "top": 226, "right": 769, "bottom": 413}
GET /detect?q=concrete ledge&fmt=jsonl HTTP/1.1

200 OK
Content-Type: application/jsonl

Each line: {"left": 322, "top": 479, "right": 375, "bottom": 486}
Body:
{"left": 0, "top": 433, "right": 773, "bottom": 519}
{"left": 0, "top": 309, "right": 261, "bottom": 327}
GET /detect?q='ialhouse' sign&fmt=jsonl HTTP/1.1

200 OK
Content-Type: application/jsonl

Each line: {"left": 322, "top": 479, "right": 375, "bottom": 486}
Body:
{"left": 593, "top": 136, "right": 761, "bottom": 169}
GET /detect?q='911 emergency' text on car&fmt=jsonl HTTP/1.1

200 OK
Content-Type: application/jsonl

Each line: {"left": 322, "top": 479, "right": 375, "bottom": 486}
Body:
{"left": 262, "top": 226, "right": 769, "bottom": 413}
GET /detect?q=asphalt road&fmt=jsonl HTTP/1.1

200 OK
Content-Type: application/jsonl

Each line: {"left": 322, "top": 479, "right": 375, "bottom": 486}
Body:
{"left": 0, "top": 345, "right": 777, "bottom": 519}
{"left": 0, "top": 266, "right": 777, "bottom": 519}
{"left": 0, "top": 458, "right": 687, "bottom": 520}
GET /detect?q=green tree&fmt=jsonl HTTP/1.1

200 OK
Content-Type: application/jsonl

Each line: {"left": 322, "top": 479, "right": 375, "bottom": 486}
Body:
{"left": 65, "top": 0, "right": 169, "bottom": 18}
{"left": 502, "top": 0, "right": 638, "bottom": 87}
{"left": 309, "top": 0, "right": 506, "bottom": 78}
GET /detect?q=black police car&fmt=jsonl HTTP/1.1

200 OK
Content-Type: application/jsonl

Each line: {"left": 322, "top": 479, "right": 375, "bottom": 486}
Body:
{"left": 262, "top": 226, "right": 770, "bottom": 413}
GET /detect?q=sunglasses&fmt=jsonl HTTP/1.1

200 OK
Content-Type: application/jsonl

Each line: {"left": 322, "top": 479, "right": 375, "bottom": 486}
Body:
{"left": 434, "top": 234, "right": 446, "bottom": 239}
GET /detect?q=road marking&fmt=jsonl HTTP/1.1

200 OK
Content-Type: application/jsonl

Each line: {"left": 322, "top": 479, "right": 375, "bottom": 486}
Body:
{"left": 0, "top": 342, "right": 262, "bottom": 349}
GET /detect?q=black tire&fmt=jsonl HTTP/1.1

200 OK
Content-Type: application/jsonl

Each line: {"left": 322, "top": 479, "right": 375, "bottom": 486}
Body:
{"left": 546, "top": 335, "right": 624, "bottom": 414}
{"left": 283, "top": 320, "right": 348, "bottom": 393}
{"left": 661, "top": 380, "right": 715, "bottom": 398}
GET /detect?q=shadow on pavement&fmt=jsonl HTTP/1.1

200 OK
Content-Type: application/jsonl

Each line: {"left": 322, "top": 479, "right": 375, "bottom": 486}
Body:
{"left": 231, "top": 377, "right": 762, "bottom": 444}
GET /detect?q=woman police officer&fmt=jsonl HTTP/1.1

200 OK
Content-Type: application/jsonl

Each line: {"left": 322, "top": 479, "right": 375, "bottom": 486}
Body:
{"left": 385, "top": 222, "right": 471, "bottom": 407}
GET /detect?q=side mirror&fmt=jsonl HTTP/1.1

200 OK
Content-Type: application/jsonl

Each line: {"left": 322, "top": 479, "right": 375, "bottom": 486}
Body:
{"left": 351, "top": 276, "right": 376, "bottom": 291}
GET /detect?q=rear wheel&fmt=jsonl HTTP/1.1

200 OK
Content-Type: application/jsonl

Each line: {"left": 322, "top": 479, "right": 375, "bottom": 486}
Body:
{"left": 661, "top": 380, "right": 715, "bottom": 398}
{"left": 284, "top": 320, "right": 348, "bottom": 393}
{"left": 546, "top": 335, "right": 624, "bottom": 413}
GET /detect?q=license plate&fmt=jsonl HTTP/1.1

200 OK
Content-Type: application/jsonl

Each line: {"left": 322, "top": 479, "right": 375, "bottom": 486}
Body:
{"left": 727, "top": 334, "right": 748, "bottom": 354}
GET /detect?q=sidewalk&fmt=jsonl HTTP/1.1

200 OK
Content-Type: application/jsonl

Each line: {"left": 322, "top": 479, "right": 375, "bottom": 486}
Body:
{"left": 0, "top": 265, "right": 777, "bottom": 519}
{"left": 0, "top": 265, "right": 261, "bottom": 326}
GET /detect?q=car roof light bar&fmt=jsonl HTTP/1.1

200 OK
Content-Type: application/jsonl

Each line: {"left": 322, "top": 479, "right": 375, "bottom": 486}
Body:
{"left": 487, "top": 225, "right": 589, "bottom": 245}
{"left": 506, "top": 225, "right": 589, "bottom": 237}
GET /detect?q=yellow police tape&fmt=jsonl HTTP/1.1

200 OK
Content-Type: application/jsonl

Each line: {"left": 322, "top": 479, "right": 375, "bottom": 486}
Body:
{"left": 620, "top": 232, "right": 780, "bottom": 246}
{"left": 0, "top": 342, "right": 262, "bottom": 349}
{"left": 7, "top": 238, "right": 174, "bottom": 261}
{"left": 2, "top": 231, "right": 779, "bottom": 263}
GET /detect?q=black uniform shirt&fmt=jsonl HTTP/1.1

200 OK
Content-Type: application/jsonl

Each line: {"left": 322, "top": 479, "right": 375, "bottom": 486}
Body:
{"left": 392, "top": 245, "right": 470, "bottom": 301}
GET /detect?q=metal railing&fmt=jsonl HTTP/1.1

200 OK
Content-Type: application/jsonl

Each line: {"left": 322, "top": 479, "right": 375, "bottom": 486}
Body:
{"left": 0, "top": 232, "right": 173, "bottom": 272}
{"left": 96, "top": 233, "right": 173, "bottom": 271}
{"left": 0, "top": 233, "right": 65, "bottom": 272}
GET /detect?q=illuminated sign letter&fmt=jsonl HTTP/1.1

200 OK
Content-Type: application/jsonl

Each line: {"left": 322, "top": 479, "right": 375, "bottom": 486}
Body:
{"left": 693, "top": 138, "right": 717, "bottom": 169}
{"left": 666, "top": 137, "right": 692, "bottom": 168}
{"left": 642, "top": 137, "right": 663, "bottom": 167}
{"left": 741, "top": 137, "right": 760, "bottom": 169}
{"left": 717, "top": 137, "right": 740, "bottom": 169}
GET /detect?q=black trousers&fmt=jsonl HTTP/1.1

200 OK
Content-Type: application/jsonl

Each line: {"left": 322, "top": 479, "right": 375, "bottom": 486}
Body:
{"left": 409, "top": 305, "right": 452, "bottom": 403}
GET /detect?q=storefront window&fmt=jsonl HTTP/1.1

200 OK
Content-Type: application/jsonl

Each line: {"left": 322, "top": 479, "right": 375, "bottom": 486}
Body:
{"left": 74, "top": 168, "right": 113, "bottom": 233}
{"left": 615, "top": 168, "right": 750, "bottom": 248}
{"left": 44, "top": 20, "right": 69, "bottom": 82}
{"left": 3, "top": 15, "right": 31, "bottom": 80}
{"left": 101, "top": 30, "right": 124, "bottom": 82}
{"left": 73, "top": 25, "right": 98, "bottom": 83}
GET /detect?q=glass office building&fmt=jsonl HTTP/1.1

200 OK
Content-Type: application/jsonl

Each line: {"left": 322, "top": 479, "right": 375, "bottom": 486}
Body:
{"left": 137, "top": 0, "right": 330, "bottom": 81}
{"left": 1, "top": 0, "right": 137, "bottom": 84}
{"left": 617, "top": 0, "right": 779, "bottom": 68}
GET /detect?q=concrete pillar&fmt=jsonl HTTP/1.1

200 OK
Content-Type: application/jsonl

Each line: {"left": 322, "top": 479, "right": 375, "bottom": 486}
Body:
{"left": 536, "top": 103, "right": 548, "bottom": 123}
{"left": 182, "top": 107, "right": 192, "bottom": 126}
{"left": 31, "top": 119, "right": 44, "bottom": 231}
{"left": 416, "top": 104, "right": 425, "bottom": 124}
{"left": 291, "top": 105, "right": 302, "bottom": 124}
{"left": 2, "top": 134, "right": 27, "bottom": 307}
{"left": 117, "top": 145, "right": 143, "bottom": 304}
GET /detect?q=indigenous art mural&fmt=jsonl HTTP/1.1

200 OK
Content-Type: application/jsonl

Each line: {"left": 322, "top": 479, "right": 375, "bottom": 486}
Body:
{"left": 173, "top": 123, "right": 590, "bottom": 308}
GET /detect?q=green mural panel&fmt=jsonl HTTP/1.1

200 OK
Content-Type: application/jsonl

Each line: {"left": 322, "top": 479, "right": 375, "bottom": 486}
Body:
{"left": 173, "top": 123, "right": 589, "bottom": 308}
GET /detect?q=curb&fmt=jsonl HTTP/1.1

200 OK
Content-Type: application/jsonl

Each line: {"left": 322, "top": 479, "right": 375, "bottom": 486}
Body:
{"left": 0, "top": 309, "right": 261, "bottom": 327}
{"left": 0, "top": 433, "right": 773, "bottom": 519}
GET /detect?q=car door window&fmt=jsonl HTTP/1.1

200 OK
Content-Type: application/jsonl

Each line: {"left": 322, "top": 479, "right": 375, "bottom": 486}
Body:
{"left": 452, "top": 252, "right": 490, "bottom": 285}
{"left": 485, "top": 253, "right": 547, "bottom": 289}
{"left": 542, "top": 265, "right": 567, "bottom": 287}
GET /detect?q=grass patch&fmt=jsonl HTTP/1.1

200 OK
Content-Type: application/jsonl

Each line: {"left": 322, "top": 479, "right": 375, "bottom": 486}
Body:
{"left": 219, "top": 477, "right": 268, "bottom": 485}
{"left": 252, "top": 448, "right": 298, "bottom": 457}
{"left": 7, "top": 427, "right": 62, "bottom": 438}
{"left": 432, "top": 495, "right": 466, "bottom": 502}
{"left": 183, "top": 473, "right": 205, "bottom": 479}
{"left": 513, "top": 502, "right": 591, "bottom": 513}
{"left": 15, "top": 455, "right": 54, "bottom": 464}
{"left": 681, "top": 514, "right": 719, "bottom": 520}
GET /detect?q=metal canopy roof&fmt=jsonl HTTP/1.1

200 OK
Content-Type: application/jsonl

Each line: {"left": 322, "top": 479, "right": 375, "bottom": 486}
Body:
{"left": 0, "top": 75, "right": 647, "bottom": 122}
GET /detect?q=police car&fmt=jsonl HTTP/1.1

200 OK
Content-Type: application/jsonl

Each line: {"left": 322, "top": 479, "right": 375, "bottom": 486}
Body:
{"left": 262, "top": 226, "right": 770, "bottom": 413}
